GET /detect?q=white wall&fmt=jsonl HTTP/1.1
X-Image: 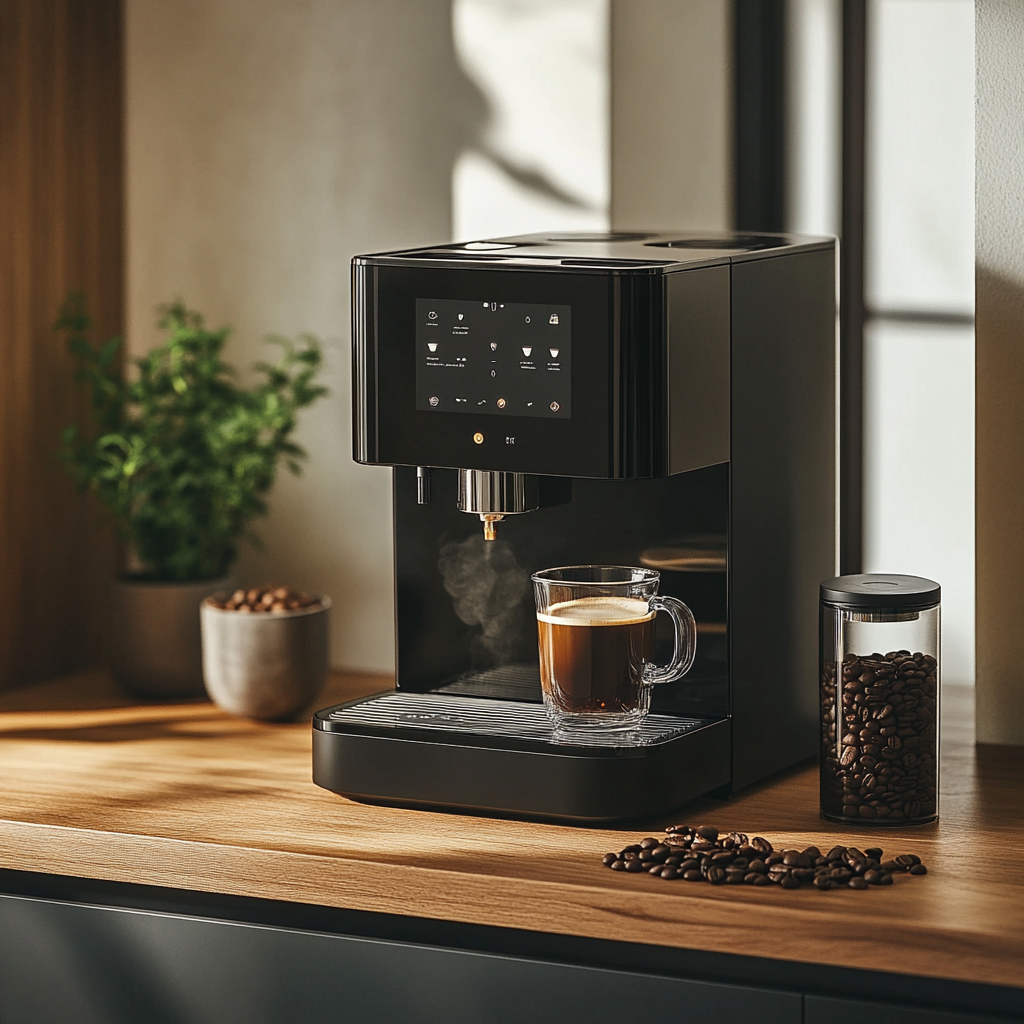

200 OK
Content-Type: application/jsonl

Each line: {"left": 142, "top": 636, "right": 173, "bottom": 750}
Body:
{"left": 126, "top": 0, "right": 482, "bottom": 673}
{"left": 861, "top": 0, "right": 975, "bottom": 686}
{"left": 976, "top": 0, "right": 1024, "bottom": 744}
{"left": 610, "top": 0, "right": 732, "bottom": 231}
{"left": 452, "top": 0, "right": 609, "bottom": 239}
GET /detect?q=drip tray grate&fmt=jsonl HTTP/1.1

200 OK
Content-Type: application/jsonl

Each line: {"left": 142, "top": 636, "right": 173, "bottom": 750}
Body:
{"left": 327, "top": 692, "right": 712, "bottom": 748}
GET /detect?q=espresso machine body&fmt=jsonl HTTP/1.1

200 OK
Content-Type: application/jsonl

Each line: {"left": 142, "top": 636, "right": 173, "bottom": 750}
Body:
{"left": 313, "top": 231, "right": 836, "bottom": 821}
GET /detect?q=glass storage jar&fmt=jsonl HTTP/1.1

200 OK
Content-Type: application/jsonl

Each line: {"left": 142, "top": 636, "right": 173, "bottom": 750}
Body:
{"left": 819, "top": 574, "right": 940, "bottom": 826}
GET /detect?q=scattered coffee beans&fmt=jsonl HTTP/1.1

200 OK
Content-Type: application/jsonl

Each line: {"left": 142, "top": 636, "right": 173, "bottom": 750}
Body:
{"left": 208, "top": 586, "right": 321, "bottom": 614}
{"left": 820, "top": 650, "right": 938, "bottom": 824}
{"left": 600, "top": 824, "right": 929, "bottom": 892}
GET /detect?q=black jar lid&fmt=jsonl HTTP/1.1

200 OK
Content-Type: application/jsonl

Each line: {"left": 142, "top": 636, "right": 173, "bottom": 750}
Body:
{"left": 820, "top": 574, "right": 940, "bottom": 611}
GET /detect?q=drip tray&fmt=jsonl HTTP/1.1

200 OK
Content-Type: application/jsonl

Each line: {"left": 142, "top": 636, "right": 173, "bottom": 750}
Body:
{"left": 313, "top": 693, "right": 731, "bottom": 822}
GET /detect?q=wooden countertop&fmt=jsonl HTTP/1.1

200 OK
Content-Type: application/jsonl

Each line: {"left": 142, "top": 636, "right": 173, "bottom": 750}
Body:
{"left": 0, "top": 672, "right": 1021, "bottom": 990}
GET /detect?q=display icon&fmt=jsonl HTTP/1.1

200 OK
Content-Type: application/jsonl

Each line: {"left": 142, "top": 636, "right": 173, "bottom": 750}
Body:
{"left": 496, "top": 398, "right": 506, "bottom": 409}
{"left": 455, "top": 397, "right": 467, "bottom": 403}
{"left": 428, "top": 311, "right": 437, "bottom": 319}
{"left": 473, "top": 432, "right": 484, "bottom": 444}
{"left": 549, "top": 401, "right": 560, "bottom": 412}
{"left": 429, "top": 396, "right": 439, "bottom": 407}
{"left": 490, "top": 342, "right": 497, "bottom": 351}
{"left": 427, "top": 343, "right": 438, "bottom": 353}
{"left": 491, "top": 370, "right": 496, "bottom": 377}
{"left": 525, "top": 316, "right": 531, "bottom": 323}
{"left": 549, "top": 348, "right": 559, "bottom": 358}
{"left": 522, "top": 347, "right": 532, "bottom": 357}
{"left": 549, "top": 314, "right": 559, "bottom": 325}
{"left": 458, "top": 314, "right": 464, "bottom": 321}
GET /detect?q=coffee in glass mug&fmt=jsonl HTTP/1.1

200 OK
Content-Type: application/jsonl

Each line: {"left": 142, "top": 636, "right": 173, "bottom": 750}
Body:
{"left": 532, "top": 567, "right": 696, "bottom": 736}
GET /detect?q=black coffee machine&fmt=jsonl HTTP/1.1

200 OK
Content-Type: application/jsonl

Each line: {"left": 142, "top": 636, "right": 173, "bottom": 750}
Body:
{"left": 313, "top": 230, "right": 836, "bottom": 822}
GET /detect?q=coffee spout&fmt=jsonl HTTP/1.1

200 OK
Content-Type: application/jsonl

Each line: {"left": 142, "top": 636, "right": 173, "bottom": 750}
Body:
{"left": 457, "top": 470, "right": 539, "bottom": 541}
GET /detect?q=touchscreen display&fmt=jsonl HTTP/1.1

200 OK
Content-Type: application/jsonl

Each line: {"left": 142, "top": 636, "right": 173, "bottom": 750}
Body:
{"left": 415, "top": 298, "right": 571, "bottom": 419}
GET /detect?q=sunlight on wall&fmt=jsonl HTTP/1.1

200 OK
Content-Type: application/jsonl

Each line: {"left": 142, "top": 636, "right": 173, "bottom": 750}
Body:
{"left": 452, "top": 0, "right": 609, "bottom": 239}
{"left": 862, "top": 0, "right": 975, "bottom": 684}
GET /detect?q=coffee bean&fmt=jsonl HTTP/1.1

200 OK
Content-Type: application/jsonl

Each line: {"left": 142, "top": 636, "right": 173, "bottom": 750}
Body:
{"left": 695, "top": 825, "right": 719, "bottom": 842}
{"left": 864, "top": 847, "right": 883, "bottom": 860}
{"left": 863, "top": 869, "right": 882, "bottom": 885}
{"left": 707, "top": 867, "right": 726, "bottom": 884}
{"left": 611, "top": 859, "right": 626, "bottom": 871}
{"left": 896, "top": 853, "right": 921, "bottom": 867}
{"left": 660, "top": 867, "right": 679, "bottom": 880}
{"left": 682, "top": 870, "right": 702, "bottom": 881}
{"left": 602, "top": 853, "right": 618, "bottom": 866}
{"left": 665, "top": 824, "right": 694, "bottom": 837}
{"left": 625, "top": 859, "right": 644, "bottom": 873}
{"left": 640, "top": 837, "right": 660, "bottom": 850}
{"left": 848, "top": 877, "right": 869, "bottom": 890}
{"left": 910, "top": 864, "right": 928, "bottom": 875}
{"left": 750, "top": 836, "right": 773, "bottom": 855}
{"left": 780, "top": 874, "right": 801, "bottom": 889}
{"left": 813, "top": 875, "right": 832, "bottom": 890}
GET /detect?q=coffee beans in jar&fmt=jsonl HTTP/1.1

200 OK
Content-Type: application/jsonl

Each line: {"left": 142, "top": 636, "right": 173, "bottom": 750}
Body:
{"left": 819, "top": 575, "right": 940, "bottom": 826}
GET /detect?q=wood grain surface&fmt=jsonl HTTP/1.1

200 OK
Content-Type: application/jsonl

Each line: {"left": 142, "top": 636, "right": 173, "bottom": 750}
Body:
{"left": 0, "top": 0, "right": 123, "bottom": 689}
{"left": 0, "top": 673, "right": 1021, "bottom": 990}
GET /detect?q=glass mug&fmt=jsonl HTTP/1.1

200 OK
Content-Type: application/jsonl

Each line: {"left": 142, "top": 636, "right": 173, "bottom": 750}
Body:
{"left": 532, "top": 566, "right": 697, "bottom": 736}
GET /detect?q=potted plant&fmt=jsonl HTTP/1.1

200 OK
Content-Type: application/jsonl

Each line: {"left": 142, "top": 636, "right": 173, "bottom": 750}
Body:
{"left": 58, "top": 297, "right": 327, "bottom": 697}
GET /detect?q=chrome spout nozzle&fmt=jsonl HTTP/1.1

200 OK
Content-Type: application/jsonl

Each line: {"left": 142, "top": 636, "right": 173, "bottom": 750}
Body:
{"left": 457, "top": 470, "right": 539, "bottom": 541}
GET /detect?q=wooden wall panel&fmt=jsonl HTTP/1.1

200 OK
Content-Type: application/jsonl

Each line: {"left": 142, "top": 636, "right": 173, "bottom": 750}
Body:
{"left": 0, "top": 1, "right": 122, "bottom": 689}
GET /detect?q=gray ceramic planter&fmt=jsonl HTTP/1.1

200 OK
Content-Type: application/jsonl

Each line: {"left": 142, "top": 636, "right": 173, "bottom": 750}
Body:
{"left": 200, "top": 597, "right": 331, "bottom": 720}
{"left": 111, "top": 576, "right": 230, "bottom": 698}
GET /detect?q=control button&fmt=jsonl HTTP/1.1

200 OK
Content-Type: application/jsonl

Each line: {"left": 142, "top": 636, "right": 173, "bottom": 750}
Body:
{"left": 473, "top": 432, "right": 484, "bottom": 444}
{"left": 496, "top": 398, "right": 506, "bottom": 409}
{"left": 490, "top": 342, "right": 497, "bottom": 351}
{"left": 490, "top": 370, "right": 496, "bottom": 377}
{"left": 549, "top": 314, "right": 559, "bottom": 324}
{"left": 525, "top": 316, "right": 531, "bottom": 323}
{"left": 458, "top": 314, "right": 464, "bottom": 321}
{"left": 549, "top": 347, "right": 559, "bottom": 358}
{"left": 455, "top": 397, "right": 467, "bottom": 403}
{"left": 428, "top": 311, "right": 438, "bottom": 319}
{"left": 429, "top": 396, "right": 439, "bottom": 407}
{"left": 427, "top": 343, "right": 438, "bottom": 353}
{"left": 522, "top": 346, "right": 532, "bottom": 357}
{"left": 549, "top": 401, "right": 560, "bottom": 412}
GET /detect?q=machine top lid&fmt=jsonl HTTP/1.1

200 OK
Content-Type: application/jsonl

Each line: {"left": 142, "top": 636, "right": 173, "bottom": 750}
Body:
{"left": 353, "top": 230, "right": 835, "bottom": 273}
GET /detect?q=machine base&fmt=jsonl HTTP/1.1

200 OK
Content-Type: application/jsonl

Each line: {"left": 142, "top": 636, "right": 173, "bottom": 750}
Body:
{"left": 312, "top": 693, "right": 731, "bottom": 823}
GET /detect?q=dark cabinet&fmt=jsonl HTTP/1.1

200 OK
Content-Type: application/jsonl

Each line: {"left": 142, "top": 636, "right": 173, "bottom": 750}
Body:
{"left": 0, "top": 895, "right": 800, "bottom": 1024}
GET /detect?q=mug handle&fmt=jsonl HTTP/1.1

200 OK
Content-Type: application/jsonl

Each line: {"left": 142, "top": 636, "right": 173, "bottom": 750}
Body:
{"left": 643, "top": 595, "right": 697, "bottom": 685}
